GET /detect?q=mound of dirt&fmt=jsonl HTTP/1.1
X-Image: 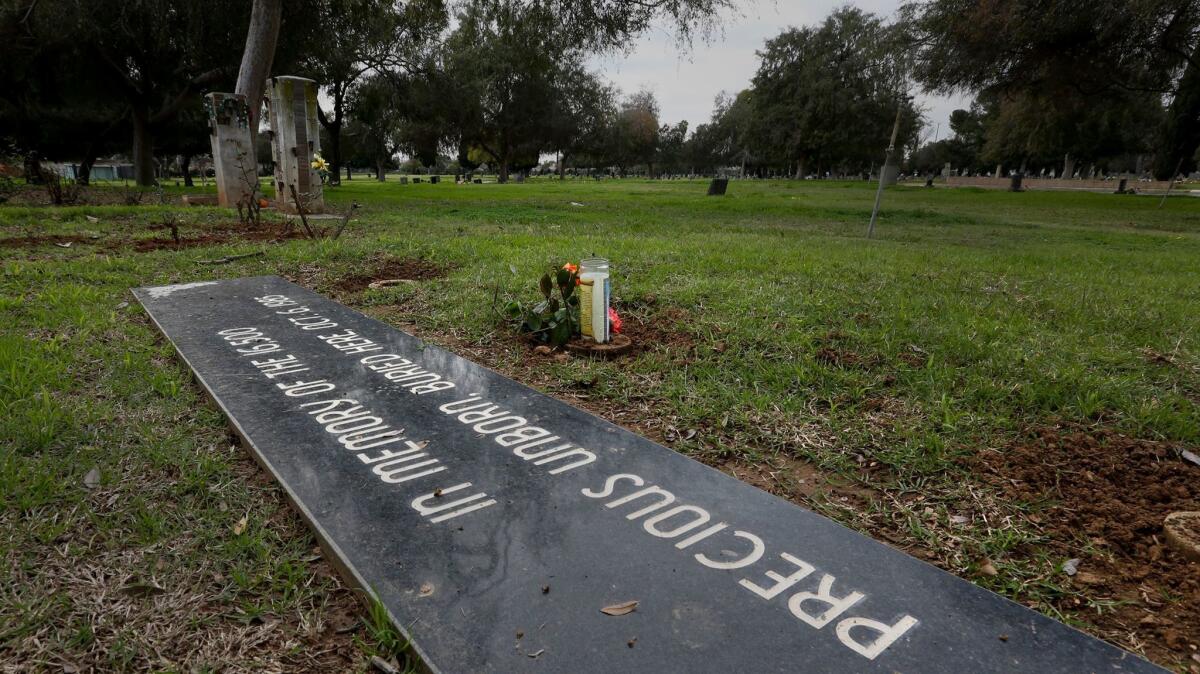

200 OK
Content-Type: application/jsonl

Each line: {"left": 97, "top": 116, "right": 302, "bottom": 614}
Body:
{"left": 978, "top": 426, "right": 1200, "bottom": 667}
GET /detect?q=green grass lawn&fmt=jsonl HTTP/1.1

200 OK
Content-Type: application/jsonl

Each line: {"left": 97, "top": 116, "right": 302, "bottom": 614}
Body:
{"left": 2, "top": 178, "right": 1198, "bottom": 670}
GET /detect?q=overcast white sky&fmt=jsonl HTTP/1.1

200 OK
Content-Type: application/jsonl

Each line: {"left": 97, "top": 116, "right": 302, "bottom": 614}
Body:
{"left": 590, "top": 0, "right": 971, "bottom": 140}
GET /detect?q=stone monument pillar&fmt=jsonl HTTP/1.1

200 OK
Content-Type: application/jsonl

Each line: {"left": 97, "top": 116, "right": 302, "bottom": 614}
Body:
{"left": 266, "top": 76, "right": 323, "bottom": 214}
{"left": 203, "top": 93, "right": 255, "bottom": 208}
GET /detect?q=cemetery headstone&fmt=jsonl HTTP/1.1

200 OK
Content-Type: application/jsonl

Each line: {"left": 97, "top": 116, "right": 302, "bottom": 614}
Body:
{"left": 413, "top": 177, "right": 421, "bottom": 184}
{"left": 707, "top": 177, "right": 729, "bottom": 196}
{"left": 132, "top": 276, "right": 1165, "bottom": 674}
{"left": 473, "top": 178, "right": 482, "bottom": 184}
{"left": 1009, "top": 172, "right": 1024, "bottom": 192}
{"left": 1116, "top": 178, "right": 1128, "bottom": 194}
{"left": 430, "top": 175, "right": 440, "bottom": 184}
{"left": 203, "top": 92, "right": 254, "bottom": 208}
{"left": 399, "top": 176, "right": 408, "bottom": 185}
{"left": 266, "top": 76, "right": 323, "bottom": 214}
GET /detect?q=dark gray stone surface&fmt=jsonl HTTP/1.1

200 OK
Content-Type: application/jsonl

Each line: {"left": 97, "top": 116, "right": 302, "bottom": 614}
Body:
{"left": 134, "top": 276, "right": 1163, "bottom": 674}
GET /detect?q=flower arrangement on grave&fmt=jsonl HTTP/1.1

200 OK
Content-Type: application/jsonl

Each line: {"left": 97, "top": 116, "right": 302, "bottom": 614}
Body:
{"left": 311, "top": 153, "right": 330, "bottom": 184}
{"left": 506, "top": 263, "right": 581, "bottom": 347}
{"left": 505, "top": 262, "right": 621, "bottom": 348}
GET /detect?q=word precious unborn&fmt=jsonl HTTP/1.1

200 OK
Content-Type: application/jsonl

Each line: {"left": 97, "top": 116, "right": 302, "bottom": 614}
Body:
{"left": 580, "top": 472, "right": 918, "bottom": 660}
{"left": 217, "top": 327, "right": 496, "bottom": 524}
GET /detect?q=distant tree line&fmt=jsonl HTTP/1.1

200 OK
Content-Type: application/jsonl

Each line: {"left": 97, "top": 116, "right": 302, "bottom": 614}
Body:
{"left": 3, "top": 0, "right": 1197, "bottom": 184}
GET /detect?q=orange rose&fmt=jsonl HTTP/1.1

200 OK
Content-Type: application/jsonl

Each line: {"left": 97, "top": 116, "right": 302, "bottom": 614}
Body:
{"left": 563, "top": 262, "right": 578, "bottom": 274}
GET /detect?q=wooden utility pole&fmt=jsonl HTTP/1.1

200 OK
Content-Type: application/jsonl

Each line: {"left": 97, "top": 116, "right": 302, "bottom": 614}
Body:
{"left": 867, "top": 103, "right": 903, "bottom": 239}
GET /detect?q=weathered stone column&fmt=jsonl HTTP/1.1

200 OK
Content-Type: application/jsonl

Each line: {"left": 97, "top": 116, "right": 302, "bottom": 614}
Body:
{"left": 204, "top": 93, "right": 255, "bottom": 208}
{"left": 266, "top": 76, "right": 323, "bottom": 214}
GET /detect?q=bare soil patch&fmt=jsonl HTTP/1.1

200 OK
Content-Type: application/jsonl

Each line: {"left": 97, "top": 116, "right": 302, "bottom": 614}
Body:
{"left": 976, "top": 426, "right": 1200, "bottom": 666}
{"left": 334, "top": 257, "right": 451, "bottom": 291}
{"left": 128, "top": 227, "right": 304, "bottom": 252}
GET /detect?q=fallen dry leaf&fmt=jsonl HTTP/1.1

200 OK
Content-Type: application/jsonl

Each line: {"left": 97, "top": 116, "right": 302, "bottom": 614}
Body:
{"left": 979, "top": 560, "right": 999, "bottom": 577}
{"left": 83, "top": 466, "right": 100, "bottom": 489}
{"left": 601, "top": 600, "right": 639, "bottom": 616}
{"left": 121, "top": 580, "right": 165, "bottom": 597}
{"left": 85, "top": 215, "right": 99, "bottom": 223}
{"left": 419, "top": 582, "right": 434, "bottom": 597}
{"left": 232, "top": 514, "right": 248, "bottom": 535}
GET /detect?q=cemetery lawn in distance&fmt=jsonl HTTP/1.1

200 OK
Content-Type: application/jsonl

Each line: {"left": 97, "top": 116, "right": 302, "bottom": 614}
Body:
{"left": 2, "top": 178, "right": 1198, "bottom": 671}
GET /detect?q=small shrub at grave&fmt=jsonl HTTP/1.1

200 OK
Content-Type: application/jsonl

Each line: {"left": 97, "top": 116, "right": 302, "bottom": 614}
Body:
{"left": 504, "top": 263, "right": 582, "bottom": 347}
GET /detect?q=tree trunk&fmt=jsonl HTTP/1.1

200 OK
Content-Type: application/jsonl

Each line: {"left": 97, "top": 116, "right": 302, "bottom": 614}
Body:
{"left": 499, "top": 155, "right": 510, "bottom": 183}
{"left": 131, "top": 108, "right": 156, "bottom": 186}
{"left": 1154, "top": 53, "right": 1200, "bottom": 180}
{"left": 1061, "top": 153, "right": 1075, "bottom": 180}
{"left": 346, "top": 165, "right": 352, "bottom": 181}
{"left": 235, "top": 0, "right": 282, "bottom": 139}
{"left": 375, "top": 159, "right": 386, "bottom": 182}
{"left": 327, "top": 129, "right": 342, "bottom": 186}
{"left": 182, "top": 154, "right": 194, "bottom": 187}
{"left": 794, "top": 159, "right": 804, "bottom": 180}
{"left": 77, "top": 144, "right": 99, "bottom": 186}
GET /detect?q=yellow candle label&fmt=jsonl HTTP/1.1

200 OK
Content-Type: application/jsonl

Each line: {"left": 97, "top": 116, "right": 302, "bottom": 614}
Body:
{"left": 579, "top": 280, "right": 594, "bottom": 337}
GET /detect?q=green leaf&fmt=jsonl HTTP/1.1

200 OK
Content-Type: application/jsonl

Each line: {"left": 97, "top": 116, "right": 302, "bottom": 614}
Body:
{"left": 562, "top": 281, "right": 574, "bottom": 300}
{"left": 550, "top": 319, "right": 572, "bottom": 346}
{"left": 556, "top": 268, "right": 571, "bottom": 288}
{"left": 539, "top": 273, "right": 552, "bottom": 299}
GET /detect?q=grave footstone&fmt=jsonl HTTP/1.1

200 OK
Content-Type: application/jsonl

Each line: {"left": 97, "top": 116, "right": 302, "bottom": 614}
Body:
{"left": 203, "top": 92, "right": 254, "bottom": 208}
{"left": 267, "top": 76, "right": 323, "bottom": 214}
{"left": 707, "top": 178, "right": 728, "bottom": 196}
{"left": 133, "top": 276, "right": 1166, "bottom": 674}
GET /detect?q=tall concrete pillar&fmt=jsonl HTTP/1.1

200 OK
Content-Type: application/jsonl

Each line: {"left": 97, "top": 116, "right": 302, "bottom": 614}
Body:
{"left": 203, "top": 92, "right": 255, "bottom": 208}
{"left": 266, "top": 76, "right": 323, "bottom": 214}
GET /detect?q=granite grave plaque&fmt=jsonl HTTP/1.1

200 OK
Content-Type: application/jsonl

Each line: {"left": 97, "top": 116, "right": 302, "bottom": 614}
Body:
{"left": 133, "top": 276, "right": 1163, "bottom": 673}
